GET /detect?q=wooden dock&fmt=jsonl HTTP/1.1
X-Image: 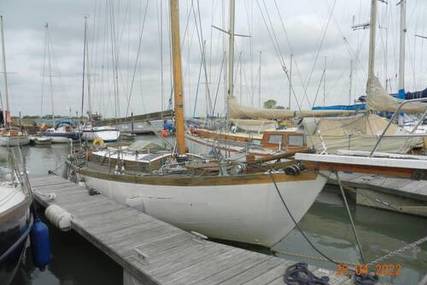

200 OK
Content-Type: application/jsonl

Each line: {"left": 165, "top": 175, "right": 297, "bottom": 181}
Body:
{"left": 30, "top": 175, "right": 351, "bottom": 285}
{"left": 328, "top": 173, "right": 427, "bottom": 217}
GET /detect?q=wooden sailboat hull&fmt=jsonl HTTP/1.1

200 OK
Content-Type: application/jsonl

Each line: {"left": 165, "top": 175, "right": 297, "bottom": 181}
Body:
{"left": 76, "top": 169, "right": 327, "bottom": 247}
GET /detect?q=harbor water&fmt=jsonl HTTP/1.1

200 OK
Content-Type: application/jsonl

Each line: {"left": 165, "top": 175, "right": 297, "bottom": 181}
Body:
{"left": 4, "top": 137, "right": 427, "bottom": 285}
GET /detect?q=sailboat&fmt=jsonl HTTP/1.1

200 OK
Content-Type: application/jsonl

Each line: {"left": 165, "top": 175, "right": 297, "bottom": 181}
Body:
{"left": 79, "top": 17, "right": 120, "bottom": 143}
{"left": 0, "top": 16, "right": 30, "bottom": 147}
{"left": 40, "top": 23, "right": 81, "bottom": 144}
{"left": 67, "top": 0, "right": 327, "bottom": 248}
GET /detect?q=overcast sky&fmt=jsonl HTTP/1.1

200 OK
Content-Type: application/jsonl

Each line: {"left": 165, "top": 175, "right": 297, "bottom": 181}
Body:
{"left": 1, "top": 0, "right": 427, "bottom": 118}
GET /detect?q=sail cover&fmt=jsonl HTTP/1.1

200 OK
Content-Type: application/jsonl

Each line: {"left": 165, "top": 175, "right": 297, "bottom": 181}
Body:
{"left": 228, "top": 97, "right": 356, "bottom": 120}
{"left": 303, "top": 113, "right": 423, "bottom": 154}
{"left": 367, "top": 76, "right": 427, "bottom": 113}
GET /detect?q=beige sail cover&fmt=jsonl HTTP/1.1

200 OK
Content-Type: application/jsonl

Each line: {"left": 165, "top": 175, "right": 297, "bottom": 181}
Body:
{"left": 228, "top": 97, "right": 356, "bottom": 120}
{"left": 230, "top": 119, "right": 277, "bottom": 132}
{"left": 303, "top": 113, "right": 423, "bottom": 154}
{"left": 367, "top": 76, "right": 427, "bottom": 113}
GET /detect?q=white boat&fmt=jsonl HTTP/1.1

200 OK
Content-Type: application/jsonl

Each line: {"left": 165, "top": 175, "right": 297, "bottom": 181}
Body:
{"left": 44, "top": 125, "right": 80, "bottom": 144}
{"left": 34, "top": 136, "right": 52, "bottom": 146}
{"left": 69, "top": 0, "right": 328, "bottom": 249}
{"left": 81, "top": 126, "right": 120, "bottom": 142}
{"left": 0, "top": 129, "right": 30, "bottom": 146}
{"left": 77, "top": 168, "right": 327, "bottom": 247}
{"left": 0, "top": 18, "right": 30, "bottom": 147}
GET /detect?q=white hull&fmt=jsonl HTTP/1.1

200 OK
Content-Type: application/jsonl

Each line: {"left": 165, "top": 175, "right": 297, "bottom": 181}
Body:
{"left": 50, "top": 137, "right": 72, "bottom": 144}
{"left": 82, "top": 128, "right": 120, "bottom": 142}
{"left": 0, "top": 136, "right": 30, "bottom": 146}
{"left": 80, "top": 173, "right": 327, "bottom": 247}
{"left": 34, "top": 137, "right": 52, "bottom": 145}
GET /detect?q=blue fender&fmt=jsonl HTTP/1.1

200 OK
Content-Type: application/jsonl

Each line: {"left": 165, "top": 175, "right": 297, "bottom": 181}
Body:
{"left": 30, "top": 218, "right": 51, "bottom": 271}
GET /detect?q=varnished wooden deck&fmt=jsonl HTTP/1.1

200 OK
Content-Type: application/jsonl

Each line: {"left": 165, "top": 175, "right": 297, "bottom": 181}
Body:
{"left": 30, "top": 175, "right": 352, "bottom": 285}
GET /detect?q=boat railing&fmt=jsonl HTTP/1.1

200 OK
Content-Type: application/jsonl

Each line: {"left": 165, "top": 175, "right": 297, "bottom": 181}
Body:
{"left": 369, "top": 97, "right": 427, "bottom": 157}
{"left": 9, "top": 147, "right": 32, "bottom": 197}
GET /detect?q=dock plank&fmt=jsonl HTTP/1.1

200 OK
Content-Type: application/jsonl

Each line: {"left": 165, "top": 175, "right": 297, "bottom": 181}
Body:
{"left": 30, "top": 175, "right": 350, "bottom": 285}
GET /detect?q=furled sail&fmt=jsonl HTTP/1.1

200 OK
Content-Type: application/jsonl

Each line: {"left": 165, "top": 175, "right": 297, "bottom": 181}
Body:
{"left": 228, "top": 97, "right": 356, "bottom": 120}
{"left": 367, "top": 76, "right": 427, "bottom": 113}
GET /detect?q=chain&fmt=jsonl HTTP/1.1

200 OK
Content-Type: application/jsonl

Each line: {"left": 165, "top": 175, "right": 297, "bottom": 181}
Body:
{"left": 368, "top": 235, "right": 427, "bottom": 265}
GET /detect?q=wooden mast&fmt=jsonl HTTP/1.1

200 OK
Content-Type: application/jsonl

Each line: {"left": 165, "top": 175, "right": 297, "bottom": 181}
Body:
{"left": 170, "top": 0, "right": 186, "bottom": 155}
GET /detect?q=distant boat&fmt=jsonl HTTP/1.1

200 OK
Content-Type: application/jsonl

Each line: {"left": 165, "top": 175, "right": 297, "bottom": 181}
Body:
{"left": 81, "top": 125, "right": 120, "bottom": 143}
{"left": 0, "top": 128, "right": 30, "bottom": 146}
{"left": 0, "top": 17, "right": 30, "bottom": 146}
{"left": 43, "top": 121, "right": 80, "bottom": 143}
{"left": 34, "top": 136, "right": 52, "bottom": 146}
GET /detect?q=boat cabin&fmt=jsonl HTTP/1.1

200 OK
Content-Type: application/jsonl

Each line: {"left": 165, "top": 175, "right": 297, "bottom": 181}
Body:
{"left": 260, "top": 130, "right": 306, "bottom": 152}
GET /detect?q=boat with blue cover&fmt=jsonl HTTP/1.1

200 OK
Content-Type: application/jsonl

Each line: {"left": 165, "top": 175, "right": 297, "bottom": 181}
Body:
{"left": 43, "top": 121, "right": 81, "bottom": 143}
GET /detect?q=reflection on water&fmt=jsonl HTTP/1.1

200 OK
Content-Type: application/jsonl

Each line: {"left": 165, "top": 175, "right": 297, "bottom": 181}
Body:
{"left": 5, "top": 138, "right": 427, "bottom": 285}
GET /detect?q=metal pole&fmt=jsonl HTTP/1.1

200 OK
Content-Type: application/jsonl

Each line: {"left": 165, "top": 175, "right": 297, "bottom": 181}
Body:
{"left": 258, "top": 51, "right": 262, "bottom": 108}
{"left": 335, "top": 171, "right": 366, "bottom": 264}
{"left": 239, "top": 51, "right": 242, "bottom": 104}
{"left": 86, "top": 17, "right": 92, "bottom": 120}
{"left": 288, "top": 54, "right": 292, "bottom": 109}
{"left": 226, "top": 0, "right": 235, "bottom": 118}
{"left": 370, "top": 97, "right": 427, "bottom": 156}
{"left": 398, "top": 0, "right": 406, "bottom": 94}
{"left": 368, "top": 0, "right": 377, "bottom": 81}
{"left": 0, "top": 16, "right": 10, "bottom": 128}
{"left": 323, "top": 57, "right": 326, "bottom": 106}
{"left": 349, "top": 59, "right": 353, "bottom": 105}
{"left": 81, "top": 16, "right": 88, "bottom": 125}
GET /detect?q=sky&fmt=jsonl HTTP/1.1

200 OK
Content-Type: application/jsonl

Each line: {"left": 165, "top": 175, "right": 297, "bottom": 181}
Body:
{"left": 0, "top": 0, "right": 427, "bottom": 118}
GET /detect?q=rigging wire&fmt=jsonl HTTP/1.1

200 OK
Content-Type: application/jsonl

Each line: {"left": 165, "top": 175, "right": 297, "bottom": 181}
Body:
{"left": 191, "top": 0, "right": 213, "bottom": 116}
{"left": 124, "top": 0, "right": 149, "bottom": 118}
{"left": 303, "top": 0, "right": 337, "bottom": 108}
{"left": 268, "top": 171, "right": 341, "bottom": 266}
{"left": 255, "top": 0, "right": 303, "bottom": 113}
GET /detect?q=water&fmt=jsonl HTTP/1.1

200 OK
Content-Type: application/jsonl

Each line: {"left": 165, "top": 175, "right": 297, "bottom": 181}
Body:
{"left": 5, "top": 139, "right": 427, "bottom": 285}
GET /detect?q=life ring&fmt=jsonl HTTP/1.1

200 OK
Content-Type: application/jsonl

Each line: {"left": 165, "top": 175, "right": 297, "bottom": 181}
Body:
{"left": 93, "top": 137, "right": 105, "bottom": 146}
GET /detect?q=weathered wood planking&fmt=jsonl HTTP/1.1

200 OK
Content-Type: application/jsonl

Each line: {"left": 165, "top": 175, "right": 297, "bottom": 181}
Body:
{"left": 31, "top": 175, "right": 351, "bottom": 285}
{"left": 329, "top": 173, "right": 427, "bottom": 202}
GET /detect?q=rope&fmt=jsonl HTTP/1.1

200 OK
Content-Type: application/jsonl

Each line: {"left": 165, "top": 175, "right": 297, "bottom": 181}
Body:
{"left": 283, "top": 262, "right": 330, "bottom": 285}
{"left": 268, "top": 171, "right": 340, "bottom": 265}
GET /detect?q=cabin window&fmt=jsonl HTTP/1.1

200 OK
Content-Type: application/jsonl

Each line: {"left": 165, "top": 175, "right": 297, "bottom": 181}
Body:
{"left": 268, "top": 134, "right": 283, "bottom": 145}
{"left": 288, "top": 135, "right": 304, "bottom": 146}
